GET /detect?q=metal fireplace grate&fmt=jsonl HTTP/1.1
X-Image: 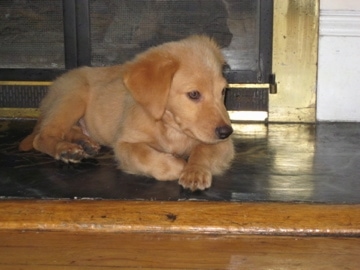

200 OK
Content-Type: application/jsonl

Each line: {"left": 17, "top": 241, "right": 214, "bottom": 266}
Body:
{"left": 0, "top": 84, "right": 48, "bottom": 108}
{"left": 0, "top": 0, "right": 273, "bottom": 121}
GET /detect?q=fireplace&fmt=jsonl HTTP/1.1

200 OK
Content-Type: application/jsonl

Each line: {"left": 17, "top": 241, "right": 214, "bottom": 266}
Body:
{"left": 0, "top": 0, "right": 274, "bottom": 120}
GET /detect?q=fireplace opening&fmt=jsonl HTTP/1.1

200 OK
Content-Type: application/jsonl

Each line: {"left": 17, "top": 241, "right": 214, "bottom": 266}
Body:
{"left": 0, "top": 0, "right": 273, "bottom": 121}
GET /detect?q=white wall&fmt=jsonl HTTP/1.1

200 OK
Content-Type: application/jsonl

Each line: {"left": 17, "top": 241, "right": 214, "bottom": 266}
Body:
{"left": 317, "top": 0, "right": 360, "bottom": 121}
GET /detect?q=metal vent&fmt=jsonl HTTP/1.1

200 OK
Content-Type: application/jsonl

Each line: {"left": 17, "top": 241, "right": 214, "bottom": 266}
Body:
{"left": 0, "top": 85, "right": 48, "bottom": 108}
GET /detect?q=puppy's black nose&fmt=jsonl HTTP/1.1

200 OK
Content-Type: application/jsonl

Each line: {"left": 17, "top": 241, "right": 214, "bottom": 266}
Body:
{"left": 215, "top": 125, "right": 233, "bottom": 139}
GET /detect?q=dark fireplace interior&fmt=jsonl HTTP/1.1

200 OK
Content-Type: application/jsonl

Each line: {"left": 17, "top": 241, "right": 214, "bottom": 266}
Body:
{"left": 0, "top": 1, "right": 270, "bottom": 73}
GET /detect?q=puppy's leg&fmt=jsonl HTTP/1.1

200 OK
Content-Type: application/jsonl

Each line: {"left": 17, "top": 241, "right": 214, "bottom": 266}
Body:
{"left": 114, "top": 142, "right": 186, "bottom": 180}
{"left": 33, "top": 99, "right": 91, "bottom": 163}
{"left": 19, "top": 117, "right": 43, "bottom": 151}
{"left": 179, "top": 139, "right": 234, "bottom": 191}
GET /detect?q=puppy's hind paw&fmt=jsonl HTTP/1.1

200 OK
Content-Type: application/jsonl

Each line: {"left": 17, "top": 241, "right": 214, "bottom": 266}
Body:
{"left": 76, "top": 139, "right": 101, "bottom": 157}
{"left": 55, "top": 143, "right": 86, "bottom": 163}
{"left": 179, "top": 165, "right": 212, "bottom": 191}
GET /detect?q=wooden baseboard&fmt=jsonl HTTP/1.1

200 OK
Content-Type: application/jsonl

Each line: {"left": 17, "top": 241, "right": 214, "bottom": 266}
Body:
{"left": 1, "top": 200, "right": 359, "bottom": 236}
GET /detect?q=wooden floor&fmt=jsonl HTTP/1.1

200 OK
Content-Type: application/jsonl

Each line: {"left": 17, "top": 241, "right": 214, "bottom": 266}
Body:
{"left": 1, "top": 200, "right": 360, "bottom": 269}
{"left": 1, "top": 230, "right": 359, "bottom": 269}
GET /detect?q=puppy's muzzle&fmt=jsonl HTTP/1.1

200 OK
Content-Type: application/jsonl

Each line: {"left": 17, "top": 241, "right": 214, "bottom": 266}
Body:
{"left": 215, "top": 125, "right": 233, "bottom": 140}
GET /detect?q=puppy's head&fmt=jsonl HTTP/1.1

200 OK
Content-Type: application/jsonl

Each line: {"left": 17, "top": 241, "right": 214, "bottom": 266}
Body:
{"left": 165, "top": 36, "right": 233, "bottom": 144}
{"left": 123, "top": 35, "right": 233, "bottom": 144}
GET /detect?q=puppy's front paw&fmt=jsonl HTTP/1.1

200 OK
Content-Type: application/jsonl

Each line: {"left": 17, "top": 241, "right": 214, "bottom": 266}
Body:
{"left": 179, "top": 165, "right": 212, "bottom": 191}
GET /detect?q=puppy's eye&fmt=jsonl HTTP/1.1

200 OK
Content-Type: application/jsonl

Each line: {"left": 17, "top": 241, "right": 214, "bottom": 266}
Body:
{"left": 187, "top": 90, "right": 201, "bottom": 100}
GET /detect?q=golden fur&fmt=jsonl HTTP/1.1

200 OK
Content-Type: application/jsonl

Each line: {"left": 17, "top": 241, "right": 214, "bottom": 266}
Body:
{"left": 19, "top": 35, "right": 234, "bottom": 191}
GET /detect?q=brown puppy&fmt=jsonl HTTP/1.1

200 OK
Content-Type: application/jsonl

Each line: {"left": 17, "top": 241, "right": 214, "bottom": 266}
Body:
{"left": 19, "top": 35, "right": 234, "bottom": 191}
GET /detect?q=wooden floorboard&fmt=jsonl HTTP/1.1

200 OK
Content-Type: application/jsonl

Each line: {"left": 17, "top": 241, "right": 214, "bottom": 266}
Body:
{"left": 1, "top": 230, "right": 359, "bottom": 269}
{"left": 1, "top": 200, "right": 360, "bottom": 236}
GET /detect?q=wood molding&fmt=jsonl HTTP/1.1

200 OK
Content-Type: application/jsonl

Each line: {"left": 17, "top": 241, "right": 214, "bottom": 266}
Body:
{"left": 320, "top": 10, "right": 360, "bottom": 37}
{"left": 1, "top": 200, "right": 359, "bottom": 236}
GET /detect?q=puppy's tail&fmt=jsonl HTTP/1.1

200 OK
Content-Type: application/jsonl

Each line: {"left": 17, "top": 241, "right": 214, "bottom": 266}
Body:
{"left": 19, "top": 119, "right": 41, "bottom": 151}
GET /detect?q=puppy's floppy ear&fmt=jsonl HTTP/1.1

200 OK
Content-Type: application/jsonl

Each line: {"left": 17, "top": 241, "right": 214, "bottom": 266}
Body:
{"left": 123, "top": 51, "right": 179, "bottom": 119}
